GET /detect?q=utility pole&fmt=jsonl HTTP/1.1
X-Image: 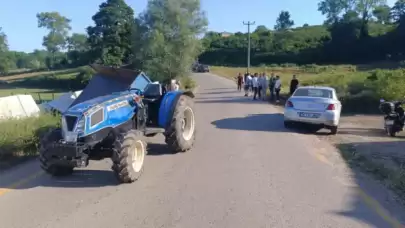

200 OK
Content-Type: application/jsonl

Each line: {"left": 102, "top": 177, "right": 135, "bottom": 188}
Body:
{"left": 243, "top": 21, "right": 255, "bottom": 74}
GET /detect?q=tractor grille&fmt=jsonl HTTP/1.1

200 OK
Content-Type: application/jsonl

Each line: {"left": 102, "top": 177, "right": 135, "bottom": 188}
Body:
{"left": 65, "top": 116, "right": 78, "bottom": 131}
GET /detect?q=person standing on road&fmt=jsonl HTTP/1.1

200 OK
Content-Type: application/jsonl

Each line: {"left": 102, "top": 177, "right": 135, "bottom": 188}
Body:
{"left": 289, "top": 75, "right": 299, "bottom": 95}
{"left": 236, "top": 73, "right": 244, "bottom": 91}
{"left": 260, "top": 72, "right": 268, "bottom": 100}
{"left": 249, "top": 74, "right": 254, "bottom": 93}
{"left": 244, "top": 73, "right": 252, "bottom": 97}
{"left": 252, "top": 73, "right": 259, "bottom": 100}
{"left": 274, "top": 75, "right": 282, "bottom": 103}
{"left": 257, "top": 73, "right": 263, "bottom": 100}
{"left": 268, "top": 73, "right": 275, "bottom": 101}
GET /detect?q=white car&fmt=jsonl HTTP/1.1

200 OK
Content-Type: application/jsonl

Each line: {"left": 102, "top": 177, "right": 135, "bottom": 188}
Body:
{"left": 283, "top": 86, "right": 342, "bottom": 134}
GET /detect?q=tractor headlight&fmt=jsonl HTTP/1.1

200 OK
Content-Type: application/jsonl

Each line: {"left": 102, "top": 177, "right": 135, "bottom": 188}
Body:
{"left": 75, "top": 118, "right": 85, "bottom": 133}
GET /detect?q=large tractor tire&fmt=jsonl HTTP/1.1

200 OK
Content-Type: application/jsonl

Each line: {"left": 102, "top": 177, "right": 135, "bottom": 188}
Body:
{"left": 112, "top": 130, "right": 147, "bottom": 183}
{"left": 39, "top": 128, "right": 74, "bottom": 176}
{"left": 165, "top": 95, "right": 196, "bottom": 152}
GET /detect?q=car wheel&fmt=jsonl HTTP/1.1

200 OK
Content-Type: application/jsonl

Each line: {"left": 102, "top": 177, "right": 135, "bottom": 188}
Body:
{"left": 387, "top": 125, "right": 396, "bottom": 137}
{"left": 284, "top": 121, "right": 293, "bottom": 128}
{"left": 330, "top": 126, "right": 338, "bottom": 135}
{"left": 306, "top": 125, "right": 322, "bottom": 133}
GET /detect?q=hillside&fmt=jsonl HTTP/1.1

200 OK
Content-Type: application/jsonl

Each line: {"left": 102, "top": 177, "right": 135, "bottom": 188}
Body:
{"left": 199, "top": 1, "right": 405, "bottom": 66}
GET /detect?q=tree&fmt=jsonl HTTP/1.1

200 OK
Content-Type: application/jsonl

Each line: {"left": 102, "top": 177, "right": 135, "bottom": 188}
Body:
{"left": 317, "top": 0, "right": 386, "bottom": 38}
{"left": 67, "top": 33, "right": 89, "bottom": 52}
{"left": 391, "top": 0, "right": 405, "bottom": 22}
{"left": 137, "top": 0, "right": 208, "bottom": 83}
{"left": 373, "top": 5, "right": 391, "bottom": 23}
{"left": 0, "top": 27, "right": 11, "bottom": 73}
{"left": 67, "top": 33, "right": 90, "bottom": 66}
{"left": 254, "top": 25, "right": 269, "bottom": 33}
{"left": 36, "top": 12, "right": 71, "bottom": 68}
{"left": 274, "top": 11, "right": 294, "bottom": 31}
{"left": 0, "top": 27, "right": 8, "bottom": 53}
{"left": 87, "top": 0, "right": 136, "bottom": 66}
{"left": 355, "top": 0, "right": 386, "bottom": 21}
{"left": 354, "top": 0, "right": 386, "bottom": 36}
{"left": 318, "top": 0, "right": 346, "bottom": 24}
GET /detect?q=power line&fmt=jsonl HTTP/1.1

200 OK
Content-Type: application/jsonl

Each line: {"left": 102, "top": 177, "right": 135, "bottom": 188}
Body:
{"left": 243, "top": 21, "right": 255, "bottom": 74}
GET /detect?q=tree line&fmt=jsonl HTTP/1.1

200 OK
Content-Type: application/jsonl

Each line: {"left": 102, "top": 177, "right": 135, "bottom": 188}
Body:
{"left": 0, "top": 0, "right": 207, "bottom": 83}
{"left": 2, "top": 0, "right": 404, "bottom": 78}
{"left": 199, "top": 0, "right": 405, "bottom": 66}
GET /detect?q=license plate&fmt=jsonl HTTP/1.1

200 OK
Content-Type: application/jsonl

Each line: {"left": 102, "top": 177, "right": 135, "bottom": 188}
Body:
{"left": 385, "top": 120, "right": 394, "bottom": 125}
{"left": 299, "top": 112, "right": 320, "bottom": 118}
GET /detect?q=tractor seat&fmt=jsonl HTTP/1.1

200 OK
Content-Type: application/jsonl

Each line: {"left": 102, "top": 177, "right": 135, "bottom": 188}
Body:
{"left": 143, "top": 83, "right": 163, "bottom": 103}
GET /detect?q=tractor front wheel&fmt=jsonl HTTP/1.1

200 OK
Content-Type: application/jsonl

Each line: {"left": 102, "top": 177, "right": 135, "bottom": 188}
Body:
{"left": 165, "top": 95, "right": 196, "bottom": 152}
{"left": 39, "top": 128, "right": 74, "bottom": 176}
{"left": 112, "top": 130, "right": 147, "bottom": 183}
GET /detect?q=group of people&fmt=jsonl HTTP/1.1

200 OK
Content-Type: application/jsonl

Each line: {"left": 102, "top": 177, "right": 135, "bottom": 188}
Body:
{"left": 236, "top": 72, "right": 299, "bottom": 102}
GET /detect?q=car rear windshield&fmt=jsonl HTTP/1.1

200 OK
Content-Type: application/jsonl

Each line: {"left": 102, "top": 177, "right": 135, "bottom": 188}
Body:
{"left": 293, "top": 88, "right": 333, "bottom": 98}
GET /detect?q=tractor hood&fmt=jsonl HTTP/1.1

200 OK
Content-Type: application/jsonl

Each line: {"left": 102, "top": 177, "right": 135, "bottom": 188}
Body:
{"left": 69, "top": 64, "right": 141, "bottom": 109}
{"left": 67, "top": 91, "right": 132, "bottom": 114}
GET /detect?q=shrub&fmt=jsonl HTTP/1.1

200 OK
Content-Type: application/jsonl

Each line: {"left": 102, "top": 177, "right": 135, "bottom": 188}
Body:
{"left": 0, "top": 113, "right": 59, "bottom": 161}
{"left": 347, "top": 65, "right": 357, "bottom": 72}
{"left": 347, "top": 81, "right": 368, "bottom": 95}
{"left": 72, "top": 66, "right": 95, "bottom": 88}
{"left": 300, "top": 64, "right": 330, "bottom": 74}
{"left": 340, "top": 91, "right": 379, "bottom": 114}
{"left": 181, "top": 76, "right": 197, "bottom": 90}
{"left": 280, "top": 63, "right": 297, "bottom": 68}
{"left": 368, "top": 69, "right": 405, "bottom": 100}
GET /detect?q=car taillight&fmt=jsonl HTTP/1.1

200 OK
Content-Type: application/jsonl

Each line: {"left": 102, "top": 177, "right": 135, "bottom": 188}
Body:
{"left": 286, "top": 100, "right": 294, "bottom": 107}
{"left": 326, "top": 104, "right": 335, "bottom": 110}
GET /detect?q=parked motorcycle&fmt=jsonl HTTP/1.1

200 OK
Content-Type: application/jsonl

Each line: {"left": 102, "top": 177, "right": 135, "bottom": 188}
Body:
{"left": 379, "top": 99, "right": 405, "bottom": 137}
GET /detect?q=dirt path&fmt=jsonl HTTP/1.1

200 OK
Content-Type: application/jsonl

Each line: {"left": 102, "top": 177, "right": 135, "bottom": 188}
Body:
{"left": 272, "top": 98, "right": 405, "bottom": 203}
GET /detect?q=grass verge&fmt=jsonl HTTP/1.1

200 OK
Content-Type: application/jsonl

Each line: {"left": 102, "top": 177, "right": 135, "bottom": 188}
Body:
{"left": 338, "top": 144, "right": 405, "bottom": 201}
{"left": 0, "top": 113, "right": 59, "bottom": 170}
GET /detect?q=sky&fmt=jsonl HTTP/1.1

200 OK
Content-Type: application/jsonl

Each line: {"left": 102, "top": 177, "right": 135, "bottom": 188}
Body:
{"left": 0, "top": 0, "right": 397, "bottom": 52}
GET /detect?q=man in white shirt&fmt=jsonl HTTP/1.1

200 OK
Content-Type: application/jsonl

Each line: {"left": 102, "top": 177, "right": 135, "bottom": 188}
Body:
{"left": 252, "top": 73, "right": 259, "bottom": 100}
{"left": 170, "top": 79, "right": 177, "bottom": 91}
{"left": 244, "top": 73, "right": 252, "bottom": 96}
{"left": 274, "top": 76, "right": 282, "bottom": 102}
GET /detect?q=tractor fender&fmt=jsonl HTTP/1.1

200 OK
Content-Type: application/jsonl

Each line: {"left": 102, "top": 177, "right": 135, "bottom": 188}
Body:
{"left": 158, "top": 90, "right": 195, "bottom": 129}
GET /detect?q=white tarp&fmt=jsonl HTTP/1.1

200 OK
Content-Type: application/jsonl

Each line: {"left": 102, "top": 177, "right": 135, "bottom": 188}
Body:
{"left": 0, "top": 95, "right": 40, "bottom": 120}
{"left": 42, "top": 90, "right": 82, "bottom": 113}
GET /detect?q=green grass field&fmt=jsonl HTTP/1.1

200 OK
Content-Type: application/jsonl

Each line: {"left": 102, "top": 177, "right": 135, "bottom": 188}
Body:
{"left": 0, "top": 68, "right": 82, "bottom": 103}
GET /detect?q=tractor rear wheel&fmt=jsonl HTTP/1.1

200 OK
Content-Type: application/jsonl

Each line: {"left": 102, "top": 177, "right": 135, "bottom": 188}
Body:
{"left": 39, "top": 128, "right": 74, "bottom": 176}
{"left": 165, "top": 95, "right": 196, "bottom": 152}
{"left": 112, "top": 130, "right": 147, "bottom": 183}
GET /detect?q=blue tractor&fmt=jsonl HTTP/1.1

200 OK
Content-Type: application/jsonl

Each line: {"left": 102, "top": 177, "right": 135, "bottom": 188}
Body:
{"left": 39, "top": 64, "right": 196, "bottom": 183}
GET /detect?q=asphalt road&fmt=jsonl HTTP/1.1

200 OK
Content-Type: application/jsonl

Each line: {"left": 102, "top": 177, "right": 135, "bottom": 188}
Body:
{"left": 1, "top": 73, "right": 405, "bottom": 228}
